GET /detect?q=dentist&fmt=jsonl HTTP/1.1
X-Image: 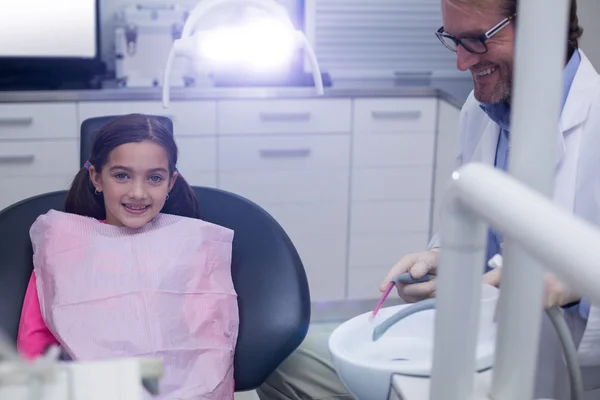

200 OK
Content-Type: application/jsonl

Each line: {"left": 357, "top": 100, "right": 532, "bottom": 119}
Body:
{"left": 381, "top": 0, "right": 600, "bottom": 398}
{"left": 257, "top": 0, "right": 600, "bottom": 399}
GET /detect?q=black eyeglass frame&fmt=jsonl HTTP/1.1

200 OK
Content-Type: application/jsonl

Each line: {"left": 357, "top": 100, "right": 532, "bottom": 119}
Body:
{"left": 435, "top": 14, "right": 516, "bottom": 54}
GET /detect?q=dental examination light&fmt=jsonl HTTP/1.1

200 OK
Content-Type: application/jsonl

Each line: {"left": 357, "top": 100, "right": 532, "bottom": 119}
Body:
{"left": 161, "top": 0, "right": 324, "bottom": 108}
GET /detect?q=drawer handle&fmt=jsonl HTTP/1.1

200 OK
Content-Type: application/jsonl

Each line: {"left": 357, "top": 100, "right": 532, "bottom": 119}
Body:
{"left": 0, "top": 154, "right": 35, "bottom": 164}
{"left": 371, "top": 111, "right": 422, "bottom": 120}
{"left": 259, "top": 148, "right": 311, "bottom": 158}
{"left": 259, "top": 112, "right": 311, "bottom": 122}
{"left": 0, "top": 117, "right": 34, "bottom": 126}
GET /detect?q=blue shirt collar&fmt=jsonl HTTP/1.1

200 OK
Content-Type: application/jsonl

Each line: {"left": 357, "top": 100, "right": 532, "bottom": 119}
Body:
{"left": 480, "top": 49, "right": 581, "bottom": 130}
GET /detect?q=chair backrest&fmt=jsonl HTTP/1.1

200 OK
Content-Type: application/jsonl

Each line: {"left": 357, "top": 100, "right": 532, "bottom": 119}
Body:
{"left": 79, "top": 114, "right": 174, "bottom": 168}
{"left": 0, "top": 191, "right": 66, "bottom": 342}
{"left": 0, "top": 113, "right": 311, "bottom": 391}
{"left": 0, "top": 187, "right": 311, "bottom": 390}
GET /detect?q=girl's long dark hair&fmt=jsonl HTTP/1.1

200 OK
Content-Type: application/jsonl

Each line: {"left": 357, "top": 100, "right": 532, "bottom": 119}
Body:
{"left": 65, "top": 113, "right": 200, "bottom": 220}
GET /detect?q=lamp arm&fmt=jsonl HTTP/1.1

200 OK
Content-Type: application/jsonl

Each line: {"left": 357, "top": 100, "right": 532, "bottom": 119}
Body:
{"left": 298, "top": 32, "right": 324, "bottom": 95}
{"left": 162, "top": 0, "right": 325, "bottom": 109}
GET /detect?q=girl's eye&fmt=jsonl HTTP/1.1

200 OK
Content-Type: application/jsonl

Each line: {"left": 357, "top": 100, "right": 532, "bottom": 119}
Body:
{"left": 149, "top": 175, "right": 163, "bottom": 183}
{"left": 115, "top": 173, "right": 129, "bottom": 180}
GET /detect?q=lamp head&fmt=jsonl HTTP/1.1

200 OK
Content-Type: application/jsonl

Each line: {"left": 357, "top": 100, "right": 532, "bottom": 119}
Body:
{"left": 162, "top": 0, "right": 324, "bottom": 108}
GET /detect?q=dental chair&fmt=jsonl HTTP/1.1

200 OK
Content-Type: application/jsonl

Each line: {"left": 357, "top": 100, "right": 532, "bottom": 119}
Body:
{"left": 0, "top": 115, "right": 311, "bottom": 392}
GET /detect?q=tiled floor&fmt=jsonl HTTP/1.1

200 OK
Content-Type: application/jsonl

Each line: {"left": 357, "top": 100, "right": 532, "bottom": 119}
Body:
{"left": 234, "top": 390, "right": 260, "bottom": 400}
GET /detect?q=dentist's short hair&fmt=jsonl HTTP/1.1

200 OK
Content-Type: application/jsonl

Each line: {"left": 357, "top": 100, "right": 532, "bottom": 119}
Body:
{"left": 500, "top": 0, "right": 583, "bottom": 48}
{"left": 447, "top": 0, "right": 584, "bottom": 49}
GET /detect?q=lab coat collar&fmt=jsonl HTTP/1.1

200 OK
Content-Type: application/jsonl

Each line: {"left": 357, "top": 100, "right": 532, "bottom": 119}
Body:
{"left": 560, "top": 49, "right": 599, "bottom": 134}
{"left": 555, "top": 50, "right": 599, "bottom": 167}
{"left": 476, "top": 49, "right": 593, "bottom": 168}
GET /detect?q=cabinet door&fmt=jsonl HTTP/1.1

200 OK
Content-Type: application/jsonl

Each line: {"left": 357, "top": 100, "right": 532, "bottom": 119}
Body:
{"left": 0, "top": 102, "right": 78, "bottom": 210}
{"left": 0, "top": 176, "right": 73, "bottom": 211}
{"left": 218, "top": 134, "right": 351, "bottom": 302}
{"left": 217, "top": 99, "right": 352, "bottom": 302}
{"left": 348, "top": 98, "right": 437, "bottom": 299}
{"left": 175, "top": 137, "right": 217, "bottom": 188}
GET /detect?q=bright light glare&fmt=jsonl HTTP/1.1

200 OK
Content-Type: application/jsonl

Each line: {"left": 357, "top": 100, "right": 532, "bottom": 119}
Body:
{"left": 198, "top": 18, "right": 296, "bottom": 70}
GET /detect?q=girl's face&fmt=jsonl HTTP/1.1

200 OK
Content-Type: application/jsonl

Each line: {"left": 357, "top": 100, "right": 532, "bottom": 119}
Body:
{"left": 89, "top": 140, "right": 177, "bottom": 228}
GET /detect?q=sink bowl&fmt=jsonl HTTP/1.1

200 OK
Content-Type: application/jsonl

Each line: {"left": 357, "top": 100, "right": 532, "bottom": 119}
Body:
{"left": 328, "top": 284, "right": 499, "bottom": 400}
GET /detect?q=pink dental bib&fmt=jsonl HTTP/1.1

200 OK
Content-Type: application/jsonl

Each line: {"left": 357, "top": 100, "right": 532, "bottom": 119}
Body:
{"left": 29, "top": 210, "right": 238, "bottom": 400}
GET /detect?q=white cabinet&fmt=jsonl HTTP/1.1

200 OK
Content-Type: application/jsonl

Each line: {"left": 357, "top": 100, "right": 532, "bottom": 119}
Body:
{"left": 0, "top": 95, "right": 450, "bottom": 306}
{"left": 431, "top": 100, "right": 461, "bottom": 234}
{"left": 77, "top": 101, "right": 218, "bottom": 187}
{"left": 175, "top": 137, "right": 217, "bottom": 188}
{"left": 217, "top": 99, "right": 352, "bottom": 302}
{"left": 348, "top": 98, "right": 438, "bottom": 299}
{"left": 0, "top": 103, "right": 79, "bottom": 210}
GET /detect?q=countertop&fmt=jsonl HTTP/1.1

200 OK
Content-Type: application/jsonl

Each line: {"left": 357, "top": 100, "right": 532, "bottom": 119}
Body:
{"left": 0, "top": 78, "right": 473, "bottom": 109}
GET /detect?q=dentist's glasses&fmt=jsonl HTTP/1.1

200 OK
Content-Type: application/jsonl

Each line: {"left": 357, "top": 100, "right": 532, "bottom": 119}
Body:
{"left": 435, "top": 14, "right": 516, "bottom": 54}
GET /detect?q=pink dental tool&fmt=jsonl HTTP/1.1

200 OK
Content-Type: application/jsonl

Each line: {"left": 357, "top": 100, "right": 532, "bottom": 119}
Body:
{"left": 370, "top": 272, "right": 435, "bottom": 320}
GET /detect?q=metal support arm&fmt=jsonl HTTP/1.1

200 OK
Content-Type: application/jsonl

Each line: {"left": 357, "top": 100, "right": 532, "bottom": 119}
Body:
{"left": 430, "top": 163, "right": 600, "bottom": 400}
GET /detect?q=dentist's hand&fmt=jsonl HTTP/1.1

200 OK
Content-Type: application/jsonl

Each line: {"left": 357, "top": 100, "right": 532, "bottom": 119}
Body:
{"left": 482, "top": 267, "right": 581, "bottom": 309}
{"left": 380, "top": 249, "right": 439, "bottom": 303}
{"left": 544, "top": 273, "right": 581, "bottom": 309}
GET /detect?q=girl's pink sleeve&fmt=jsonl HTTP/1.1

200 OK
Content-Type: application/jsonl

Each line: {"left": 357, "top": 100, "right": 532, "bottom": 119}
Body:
{"left": 17, "top": 273, "right": 59, "bottom": 359}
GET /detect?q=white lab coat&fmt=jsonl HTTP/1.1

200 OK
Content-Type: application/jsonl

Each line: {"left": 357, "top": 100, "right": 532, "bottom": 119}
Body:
{"left": 432, "top": 49, "right": 600, "bottom": 399}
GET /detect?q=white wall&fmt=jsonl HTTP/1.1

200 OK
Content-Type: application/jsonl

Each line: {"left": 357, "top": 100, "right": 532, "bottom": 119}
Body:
{"left": 578, "top": 0, "right": 600, "bottom": 69}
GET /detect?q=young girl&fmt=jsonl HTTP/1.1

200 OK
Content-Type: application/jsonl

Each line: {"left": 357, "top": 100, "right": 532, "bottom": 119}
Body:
{"left": 17, "top": 114, "right": 239, "bottom": 399}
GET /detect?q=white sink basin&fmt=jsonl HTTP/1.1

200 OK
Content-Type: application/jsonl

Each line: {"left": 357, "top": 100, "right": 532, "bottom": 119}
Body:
{"left": 328, "top": 284, "right": 499, "bottom": 400}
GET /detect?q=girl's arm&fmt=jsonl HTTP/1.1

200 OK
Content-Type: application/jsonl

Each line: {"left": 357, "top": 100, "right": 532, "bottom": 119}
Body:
{"left": 17, "top": 272, "right": 59, "bottom": 359}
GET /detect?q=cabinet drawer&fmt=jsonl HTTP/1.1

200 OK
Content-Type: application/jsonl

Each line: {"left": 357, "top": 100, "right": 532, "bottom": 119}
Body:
{"left": 0, "top": 175, "right": 73, "bottom": 211}
{"left": 353, "top": 133, "right": 435, "bottom": 168}
{"left": 175, "top": 137, "right": 217, "bottom": 172}
{"left": 219, "top": 170, "right": 349, "bottom": 205}
{"left": 0, "top": 103, "right": 78, "bottom": 140}
{"left": 351, "top": 167, "right": 433, "bottom": 201}
{"left": 349, "top": 233, "right": 430, "bottom": 269}
{"left": 354, "top": 98, "right": 438, "bottom": 134}
{"left": 218, "top": 99, "right": 352, "bottom": 135}
{"left": 292, "top": 234, "right": 347, "bottom": 302}
{"left": 181, "top": 172, "right": 217, "bottom": 188}
{"left": 351, "top": 201, "right": 430, "bottom": 234}
{"left": 77, "top": 101, "right": 217, "bottom": 136}
{"left": 0, "top": 141, "right": 78, "bottom": 177}
{"left": 260, "top": 202, "right": 348, "bottom": 239}
{"left": 219, "top": 135, "right": 350, "bottom": 171}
